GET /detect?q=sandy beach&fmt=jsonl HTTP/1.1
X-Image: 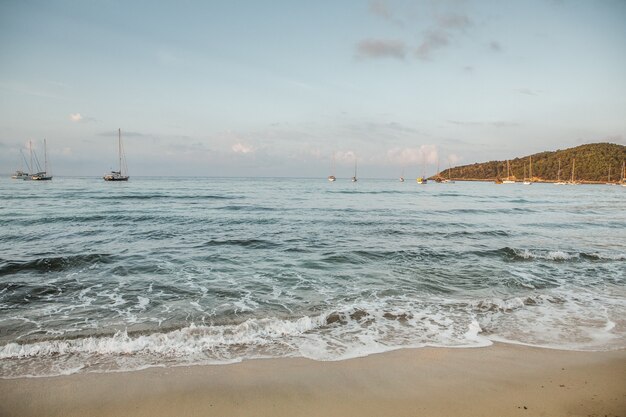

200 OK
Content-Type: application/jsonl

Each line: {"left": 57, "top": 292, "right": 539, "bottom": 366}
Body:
{"left": 1, "top": 343, "right": 624, "bottom": 417}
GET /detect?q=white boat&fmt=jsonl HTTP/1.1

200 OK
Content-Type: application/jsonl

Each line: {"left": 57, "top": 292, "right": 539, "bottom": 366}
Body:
{"left": 606, "top": 164, "right": 616, "bottom": 185}
{"left": 11, "top": 170, "right": 29, "bottom": 179}
{"left": 444, "top": 160, "right": 455, "bottom": 183}
{"left": 567, "top": 158, "right": 579, "bottom": 185}
{"left": 103, "top": 128, "right": 129, "bottom": 181}
{"left": 11, "top": 149, "right": 30, "bottom": 179}
{"left": 502, "top": 160, "right": 515, "bottom": 183}
{"left": 27, "top": 139, "right": 52, "bottom": 181}
{"left": 351, "top": 158, "right": 357, "bottom": 182}
{"left": 555, "top": 158, "right": 567, "bottom": 185}
{"left": 328, "top": 152, "right": 336, "bottom": 182}
{"left": 523, "top": 156, "right": 532, "bottom": 185}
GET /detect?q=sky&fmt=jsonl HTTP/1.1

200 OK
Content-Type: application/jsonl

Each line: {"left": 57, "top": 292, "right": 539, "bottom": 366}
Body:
{"left": 1, "top": 0, "right": 625, "bottom": 178}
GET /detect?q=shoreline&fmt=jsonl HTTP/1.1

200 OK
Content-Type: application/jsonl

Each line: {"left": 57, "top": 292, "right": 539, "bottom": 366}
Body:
{"left": 1, "top": 343, "right": 624, "bottom": 417}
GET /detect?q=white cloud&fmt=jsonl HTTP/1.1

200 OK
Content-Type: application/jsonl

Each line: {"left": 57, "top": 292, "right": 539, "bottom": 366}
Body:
{"left": 69, "top": 113, "right": 83, "bottom": 122}
{"left": 386, "top": 145, "right": 439, "bottom": 166}
{"left": 232, "top": 142, "right": 254, "bottom": 154}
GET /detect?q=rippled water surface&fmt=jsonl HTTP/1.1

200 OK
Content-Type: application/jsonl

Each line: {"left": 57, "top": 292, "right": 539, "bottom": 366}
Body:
{"left": 1, "top": 177, "right": 625, "bottom": 377}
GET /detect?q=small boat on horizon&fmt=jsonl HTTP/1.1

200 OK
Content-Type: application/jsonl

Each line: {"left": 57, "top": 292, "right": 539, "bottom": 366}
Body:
{"left": 328, "top": 152, "right": 336, "bottom": 182}
{"left": 25, "top": 139, "right": 53, "bottom": 181}
{"left": 11, "top": 149, "right": 30, "bottom": 179}
{"left": 555, "top": 158, "right": 567, "bottom": 185}
{"left": 351, "top": 157, "right": 357, "bottom": 182}
{"left": 566, "top": 158, "right": 579, "bottom": 185}
{"left": 523, "top": 156, "right": 532, "bottom": 185}
{"left": 104, "top": 129, "right": 129, "bottom": 181}
{"left": 502, "top": 160, "right": 515, "bottom": 183}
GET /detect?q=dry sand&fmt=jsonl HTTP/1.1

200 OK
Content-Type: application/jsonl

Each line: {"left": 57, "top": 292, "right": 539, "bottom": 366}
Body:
{"left": 1, "top": 343, "right": 624, "bottom": 417}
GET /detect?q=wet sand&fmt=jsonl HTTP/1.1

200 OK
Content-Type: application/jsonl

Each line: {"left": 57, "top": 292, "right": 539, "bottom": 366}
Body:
{"left": 1, "top": 343, "right": 624, "bottom": 417}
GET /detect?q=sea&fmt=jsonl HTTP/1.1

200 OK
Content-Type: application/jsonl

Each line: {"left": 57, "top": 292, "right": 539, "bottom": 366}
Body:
{"left": 1, "top": 177, "right": 625, "bottom": 378}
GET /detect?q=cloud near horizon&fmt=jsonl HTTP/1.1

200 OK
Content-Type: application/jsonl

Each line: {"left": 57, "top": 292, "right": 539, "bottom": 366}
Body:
{"left": 386, "top": 145, "right": 440, "bottom": 166}
{"left": 232, "top": 142, "right": 254, "bottom": 154}
{"left": 69, "top": 113, "right": 82, "bottom": 122}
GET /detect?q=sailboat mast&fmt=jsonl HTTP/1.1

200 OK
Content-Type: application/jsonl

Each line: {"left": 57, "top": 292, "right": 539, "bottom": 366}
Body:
{"left": 118, "top": 128, "right": 122, "bottom": 174}
{"left": 557, "top": 158, "right": 561, "bottom": 182}
{"left": 29, "top": 140, "right": 33, "bottom": 175}
{"left": 44, "top": 138, "right": 48, "bottom": 174}
{"left": 529, "top": 156, "right": 532, "bottom": 180}
{"left": 571, "top": 158, "right": 575, "bottom": 182}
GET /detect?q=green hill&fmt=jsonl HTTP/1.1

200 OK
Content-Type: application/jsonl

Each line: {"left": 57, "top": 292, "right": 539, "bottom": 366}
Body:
{"left": 439, "top": 143, "right": 626, "bottom": 183}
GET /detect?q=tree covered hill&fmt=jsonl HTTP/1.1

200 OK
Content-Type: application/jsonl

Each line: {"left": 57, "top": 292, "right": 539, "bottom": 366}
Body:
{"left": 441, "top": 143, "right": 626, "bottom": 182}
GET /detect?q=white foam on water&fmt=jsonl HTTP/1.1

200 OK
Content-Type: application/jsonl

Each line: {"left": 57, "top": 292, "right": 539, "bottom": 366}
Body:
{"left": 2, "top": 284, "right": 625, "bottom": 378}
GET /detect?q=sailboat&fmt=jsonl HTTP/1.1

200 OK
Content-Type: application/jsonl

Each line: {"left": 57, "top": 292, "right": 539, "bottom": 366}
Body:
{"left": 416, "top": 157, "right": 428, "bottom": 184}
{"left": 567, "top": 158, "right": 578, "bottom": 185}
{"left": 11, "top": 149, "right": 30, "bottom": 179}
{"left": 434, "top": 159, "right": 444, "bottom": 183}
{"left": 444, "top": 160, "right": 455, "bottom": 183}
{"left": 523, "top": 156, "right": 532, "bottom": 185}
{"left": 399, "top": 167, "right": 405, "bottom": 182}
{"left": 103, "top": 128, "right": 129, "bottom": 181}
{"left": 351, "top": 157, "right": 357, "bottom": 182}
{"left": 30, "top": 139, "right": 53, "bottom": 181}
{"left": 502, "top": 160, "right": 515, "bottom": 183}
{"left": 328, "top": 153, "right": 336, "bottom": 182}
{"left": 555, "top": 158, "right": 567, "bottom": 185}
{"left": 606, "top": 165, "right": 616, "bottom": 185}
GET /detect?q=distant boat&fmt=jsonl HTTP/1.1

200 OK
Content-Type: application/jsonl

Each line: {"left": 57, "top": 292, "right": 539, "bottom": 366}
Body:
{"left": 606, "top": 164, "right": 616, "bottom": 185}
{"left": 567, "top": 158, "right": 579, "bottom": 185}
{"left": 351, "top": 157, "right": 357, "bottom": 182}
{"left": 11, "top": 149, "right": 30, "bottom": 179}
{"left": 555, "top": 158, "right": 567, "bottom": 185}
{"left": 29, "top": 139, "right": 53, "bottom": 181}
{"left": 399, "top": 167, "right": 405, "bottom": 182}
{"left": 328, "top": 152, "right": 336, "bottom": 182}
{"left": 417, "top": 157, "right": 427, "bottom": 184}
{"left": 103, "top": 128, "right": 129, "bottom": 181}
{"left": 444, "top": 161, "right": 455, "bottom": 183}
{"left": 11, "top": 170, "right": 29, "bottom": 179}
{"left": 523, "top": 156, "right": 532, "bottom": 185}
{"left": 502, "top": 160, "right": 515, "bottom": 183}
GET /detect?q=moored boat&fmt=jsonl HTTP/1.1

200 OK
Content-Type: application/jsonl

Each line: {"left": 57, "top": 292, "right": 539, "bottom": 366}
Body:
{"left": 104, "top": 129, "right": 129, "bottom": 181}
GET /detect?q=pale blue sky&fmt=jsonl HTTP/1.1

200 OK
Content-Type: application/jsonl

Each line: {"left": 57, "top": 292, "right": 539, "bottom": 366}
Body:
{"left": 1, "top": 0, "right": 625, "bottom": 177}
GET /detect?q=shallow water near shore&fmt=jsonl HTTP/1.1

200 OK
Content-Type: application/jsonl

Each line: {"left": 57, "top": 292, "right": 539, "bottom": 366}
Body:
{"left": 1, "top": 177, "right": 625, "bottom": 377}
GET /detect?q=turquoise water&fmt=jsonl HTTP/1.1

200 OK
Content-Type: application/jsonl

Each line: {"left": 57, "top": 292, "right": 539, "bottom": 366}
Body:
{"left": 1, "top": 177, "right": 625, "bottom": 377}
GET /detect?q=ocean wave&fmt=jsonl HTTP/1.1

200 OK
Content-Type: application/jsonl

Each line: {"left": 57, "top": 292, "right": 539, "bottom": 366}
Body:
{"left": 484, "top": 247, "right": 626, "bottom": 262}
{"left": 0, "top": 304, "right": 486, "bottom": 363}
{"left": 87, "top": 194, "right": 236, "bottom": 201}
{"left": 197, "top": 238, "right": 282, "bottom": 249}
{"left": 0, "top": 254, "right": 113, "bottom": 276}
